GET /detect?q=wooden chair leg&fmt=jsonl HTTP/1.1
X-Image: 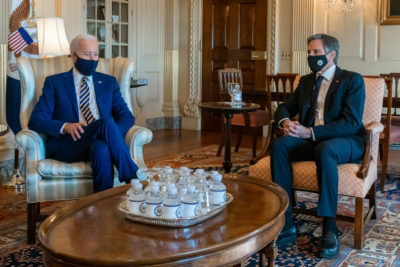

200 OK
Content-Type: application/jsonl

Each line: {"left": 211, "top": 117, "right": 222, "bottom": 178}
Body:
{"left": 369, "top": 182, "right": 377, "bottom": 220}
{"left": 380, "top": 143, "right": 389, "bottom": 190}
{"left": 354, "top": 197, "right": 364, "bottom": 249}
{"left": 27, "top": 202, "right": 40, "bottom": 244}
{"left": 252, "top": 134, "right": 257, "bottom": 158}
{"left": 292, "top": 190, "right": 297, "bottom": 207}
{"left": 235, "top": 133, "right": 243, "bottom": 152}
{"left": 217, "top": 122, "right": 225, "bottom": 157}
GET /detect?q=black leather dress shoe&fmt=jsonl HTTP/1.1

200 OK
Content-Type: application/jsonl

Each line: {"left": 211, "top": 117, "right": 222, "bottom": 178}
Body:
{"left": 318, "top": 230, "right": 339, "bottom": 259}
{"left": 277, "top": 225, "right": 297, "bottom": 246}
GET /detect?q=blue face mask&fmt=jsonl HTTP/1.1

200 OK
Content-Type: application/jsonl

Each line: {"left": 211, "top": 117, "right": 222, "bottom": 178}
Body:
{"left": 74, "top": 53, "right": 98, "bottom": 76}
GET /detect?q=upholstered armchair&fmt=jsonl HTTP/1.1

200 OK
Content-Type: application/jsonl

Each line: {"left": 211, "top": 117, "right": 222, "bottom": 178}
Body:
{"left": 16, "top": 56, "right": 153, "bottom": 243}
{"left": 249, "top": 77, "right": 385, "bottom": 249}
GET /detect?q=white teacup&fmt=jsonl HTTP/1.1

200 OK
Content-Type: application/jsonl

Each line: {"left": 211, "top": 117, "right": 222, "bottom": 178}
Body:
{"left": 182, "top": 202, "right": 200, "bottom": 218}
{"left": 145, "top": 203, "right": 162, "bottom": 218}
{"left": 162, "top": 205, "right": 182, "bottom": 219}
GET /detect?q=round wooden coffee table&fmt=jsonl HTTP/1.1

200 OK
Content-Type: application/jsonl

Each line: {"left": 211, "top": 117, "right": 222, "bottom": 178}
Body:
{"left": 39, "top": 174, "right": 288, "bottom": 267}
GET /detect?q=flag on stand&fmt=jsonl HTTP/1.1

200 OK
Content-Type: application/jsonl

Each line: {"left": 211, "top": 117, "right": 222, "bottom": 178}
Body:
{"left": 6, "top": 0, "right": 38, "bottom": 134}
{"left": 8, "top": 27, "right": 33, "bottom": 54}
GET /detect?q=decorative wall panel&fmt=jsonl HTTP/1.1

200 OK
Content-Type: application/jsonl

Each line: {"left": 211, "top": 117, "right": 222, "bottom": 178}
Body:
{"left": 327, "top": 3, "right": 364, "bottom": 60}
{"left": 0, "top": 0, "right": 11, "bottom": 44}
{"left": 61, "top": 0, "right": 85, "bottom": 42}
{"left": 144, "top": 0, "right": 160, "bottom": 56}
{"left": 0, "top": 45, "right": 7, "bottom": 124}
{"left": 292, "top": 0, "right": 313, "bottom": 75}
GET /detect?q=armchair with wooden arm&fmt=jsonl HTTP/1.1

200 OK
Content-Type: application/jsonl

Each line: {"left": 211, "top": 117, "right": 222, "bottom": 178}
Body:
{"left": 249, "top": 77, "right": 385, "bottom": 249}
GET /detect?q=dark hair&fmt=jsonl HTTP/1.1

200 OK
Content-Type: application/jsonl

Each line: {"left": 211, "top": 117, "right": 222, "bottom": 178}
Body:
{"left": 307, "top": 34, "right": 339, "bottom": 64}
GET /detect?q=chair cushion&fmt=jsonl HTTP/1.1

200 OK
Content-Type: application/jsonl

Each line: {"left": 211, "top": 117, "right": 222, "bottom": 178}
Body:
{"left": 231, "top": 110, "right": 269, "bottom": 127}
{"left": 38, "top": 159, "right": 92, "bottom": 179}
{"left": 249, "top": 156, "right": 378, "bottom": 198}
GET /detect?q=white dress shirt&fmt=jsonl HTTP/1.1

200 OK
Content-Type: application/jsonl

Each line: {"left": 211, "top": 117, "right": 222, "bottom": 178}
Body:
{"left": 315, "top": 64, "right": 336, "bottom": 126}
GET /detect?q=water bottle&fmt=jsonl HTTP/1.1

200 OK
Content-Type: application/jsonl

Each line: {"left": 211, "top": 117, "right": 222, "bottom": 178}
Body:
{"left": 210, "top": 174, "right": 227, "bottom": 205}
{"left": 126, "top": 179, "right": 140, "bottom": 196}
{"left": 163, "top": 184, "right": 182, "bottom": 219}
{"left": 182, "top": 184, "right": 200, "bottom": 218}
{"left": 159, "top": 167, "right": 173, "bottom": 186}
{"left": 177, "top": 169, "right": 190, "bottom": 198}
{"left": 145, "top": 182, "right": 163, "bottom": 218}
{"left": 127, "top": 182, "right": 145, "bottom": 215}
{"left": 194, "top": 169, "right": 206, "bottom": 204}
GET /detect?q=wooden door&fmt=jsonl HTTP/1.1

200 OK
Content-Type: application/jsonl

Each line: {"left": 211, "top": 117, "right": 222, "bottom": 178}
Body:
{"left": 202, "top": 0, "right": 268, "bottom": 131}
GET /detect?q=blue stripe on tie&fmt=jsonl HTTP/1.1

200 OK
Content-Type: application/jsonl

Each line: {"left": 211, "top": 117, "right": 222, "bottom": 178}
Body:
{"left": 80, "top": 98, "right": 89, "bottom": 108}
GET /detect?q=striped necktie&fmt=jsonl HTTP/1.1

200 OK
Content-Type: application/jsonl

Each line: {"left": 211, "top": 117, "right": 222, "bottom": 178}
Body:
{"left": 79, "top": 77, "right": 95, "bottom": 124}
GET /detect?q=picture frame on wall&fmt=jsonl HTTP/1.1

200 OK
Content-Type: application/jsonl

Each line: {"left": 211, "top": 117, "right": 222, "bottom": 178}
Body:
{"left": 381, "top": 0, "right": 400, "bottom": 25}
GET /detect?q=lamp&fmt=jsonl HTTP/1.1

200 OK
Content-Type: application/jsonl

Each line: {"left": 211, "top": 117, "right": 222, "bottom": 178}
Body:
{"left": 324, "top": 0, "right": 358, "bottom": 13}
{"left": 37, "top": 17, "right": 69, "bottom": 57}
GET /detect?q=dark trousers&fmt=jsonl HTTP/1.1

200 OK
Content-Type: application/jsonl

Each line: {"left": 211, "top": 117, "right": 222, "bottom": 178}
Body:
{"left": 48, "top": 118, "right": 138, "bottom": 192}
{"left": 270, "top": 135, "right": 364, "bottom": 218}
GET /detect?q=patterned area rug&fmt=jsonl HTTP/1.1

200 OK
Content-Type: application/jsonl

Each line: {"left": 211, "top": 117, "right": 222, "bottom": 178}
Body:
{"left": 0, "top": 145, "right": 399, "bottom": 266}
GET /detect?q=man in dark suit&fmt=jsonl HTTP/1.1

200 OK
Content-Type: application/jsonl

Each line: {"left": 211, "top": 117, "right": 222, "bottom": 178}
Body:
{"left": 29, "top": 34, "right": 138, "bottom": 192}
{"left": 271, "top": 34, "right": 365, "bottom": 258}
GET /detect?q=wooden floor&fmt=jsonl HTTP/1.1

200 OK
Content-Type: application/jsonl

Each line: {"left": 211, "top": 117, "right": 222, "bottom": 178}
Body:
{"left": 143, "top": 129, "right": 267, "bottom": 161}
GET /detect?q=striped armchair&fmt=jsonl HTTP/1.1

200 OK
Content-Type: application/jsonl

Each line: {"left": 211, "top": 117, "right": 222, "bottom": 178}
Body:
{"left": 16, "top": 56, "right": 153, "bottom": 244}
{"left": 249, "top": 77, "right": 385, "bottom": 249}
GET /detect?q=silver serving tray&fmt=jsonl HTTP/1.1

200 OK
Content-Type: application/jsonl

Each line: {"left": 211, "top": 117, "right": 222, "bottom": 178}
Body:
{"left": 118, "top": 193, "right": 233, "bottom": 227}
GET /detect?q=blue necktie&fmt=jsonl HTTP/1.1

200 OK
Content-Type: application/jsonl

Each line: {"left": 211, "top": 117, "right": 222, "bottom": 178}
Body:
{"left": 79, "top": 77, "right": 96, "bottom": 124}
{"left": 304, "top": 75, "right": 324, "bottom": 127}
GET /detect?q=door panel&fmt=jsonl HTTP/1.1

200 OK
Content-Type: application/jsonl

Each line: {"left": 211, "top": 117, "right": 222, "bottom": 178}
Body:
{"left": 202, "top": 0, "right": 268, "bottom": 131}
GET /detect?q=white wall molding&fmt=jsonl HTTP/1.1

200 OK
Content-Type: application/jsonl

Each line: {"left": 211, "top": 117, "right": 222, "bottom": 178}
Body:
{"left": 183, "top": 0, "right": 201, "bottom": 118}
{"left": 0, "top": 44, "right": 7, "bottom": 125}
{"left": 292, "top": 0, "right": 314, "bottom": 75}
{"left": 0, "top": 0, "right": 11, "bottom": 44}
{"left": 163, "top": 49, "right": 180, "bottom": 117}
{"left": 267, "top": 0, "right": 276, "bottom": 74}
{"left": 61, "top": 0, "right": 85, "bottom": 41}
{"left": 163, "top": 0, "right": 180, "bottom": 118}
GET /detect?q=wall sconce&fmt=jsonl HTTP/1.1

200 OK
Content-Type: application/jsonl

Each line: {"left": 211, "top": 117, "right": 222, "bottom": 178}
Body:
{"left": 37, "top": 17, "right": 70, "bottom": 57}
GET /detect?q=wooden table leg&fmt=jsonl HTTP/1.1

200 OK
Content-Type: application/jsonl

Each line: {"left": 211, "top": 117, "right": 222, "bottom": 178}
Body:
{"left": 260, "top": 240, "right": 277, "bottom": 267}
{"left": 223, "top": 112, "right": 233, "bottom": 173}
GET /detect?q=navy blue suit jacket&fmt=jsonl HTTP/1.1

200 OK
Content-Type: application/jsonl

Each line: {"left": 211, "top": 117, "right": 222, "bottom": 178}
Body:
{"left": 274, "top": 67, "right": 366, "bottom": 142}
{"left": 28, "top": 69, "right": 134, "bottom": 156}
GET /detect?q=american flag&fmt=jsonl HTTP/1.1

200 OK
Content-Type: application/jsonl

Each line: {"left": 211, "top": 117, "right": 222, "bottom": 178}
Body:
{"left": 8, "top": 27, "right": 33, "bottom": 54}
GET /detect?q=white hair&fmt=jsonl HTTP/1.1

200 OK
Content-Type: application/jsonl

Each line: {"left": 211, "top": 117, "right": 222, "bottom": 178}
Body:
{"left": 69, "top": 34, "right": 98, "bottom": 54}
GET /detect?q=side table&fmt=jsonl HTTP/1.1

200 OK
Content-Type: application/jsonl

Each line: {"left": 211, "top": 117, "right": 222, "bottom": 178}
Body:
{"left": 199, "top": 102, "right": 260, "bottom": 173}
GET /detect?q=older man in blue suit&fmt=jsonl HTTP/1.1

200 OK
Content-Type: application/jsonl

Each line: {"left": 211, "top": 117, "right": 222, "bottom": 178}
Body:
{"left": 271, "top": 34, "right": 365, "bottom": 258}
{"left": 29, "top": 34, "right": 138, "bottom": 192}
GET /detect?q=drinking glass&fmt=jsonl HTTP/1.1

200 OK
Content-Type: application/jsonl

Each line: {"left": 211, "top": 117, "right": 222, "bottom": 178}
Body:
{"left": 139, "top": 168, "right": 157, "bottom": 184}
{"left": 227, "top": 83, "right": 238, "bottom": 104}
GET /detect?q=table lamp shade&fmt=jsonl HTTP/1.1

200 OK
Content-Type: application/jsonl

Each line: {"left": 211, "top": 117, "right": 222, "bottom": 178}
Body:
{"left": 37, "top": 17, "right": 70, "bottom": 56}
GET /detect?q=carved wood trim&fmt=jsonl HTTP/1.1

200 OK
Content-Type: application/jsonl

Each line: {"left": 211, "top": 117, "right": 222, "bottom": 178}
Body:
{"left": 184, "top": 0, "right": 201, "bottom": 117}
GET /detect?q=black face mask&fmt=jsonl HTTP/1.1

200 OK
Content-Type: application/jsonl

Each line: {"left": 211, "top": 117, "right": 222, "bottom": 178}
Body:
{"left": 73, "top": 53, "right": 98, "bottom": 76}
{"left": 307, "top": 55, "right": 328, "bottom": 73}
